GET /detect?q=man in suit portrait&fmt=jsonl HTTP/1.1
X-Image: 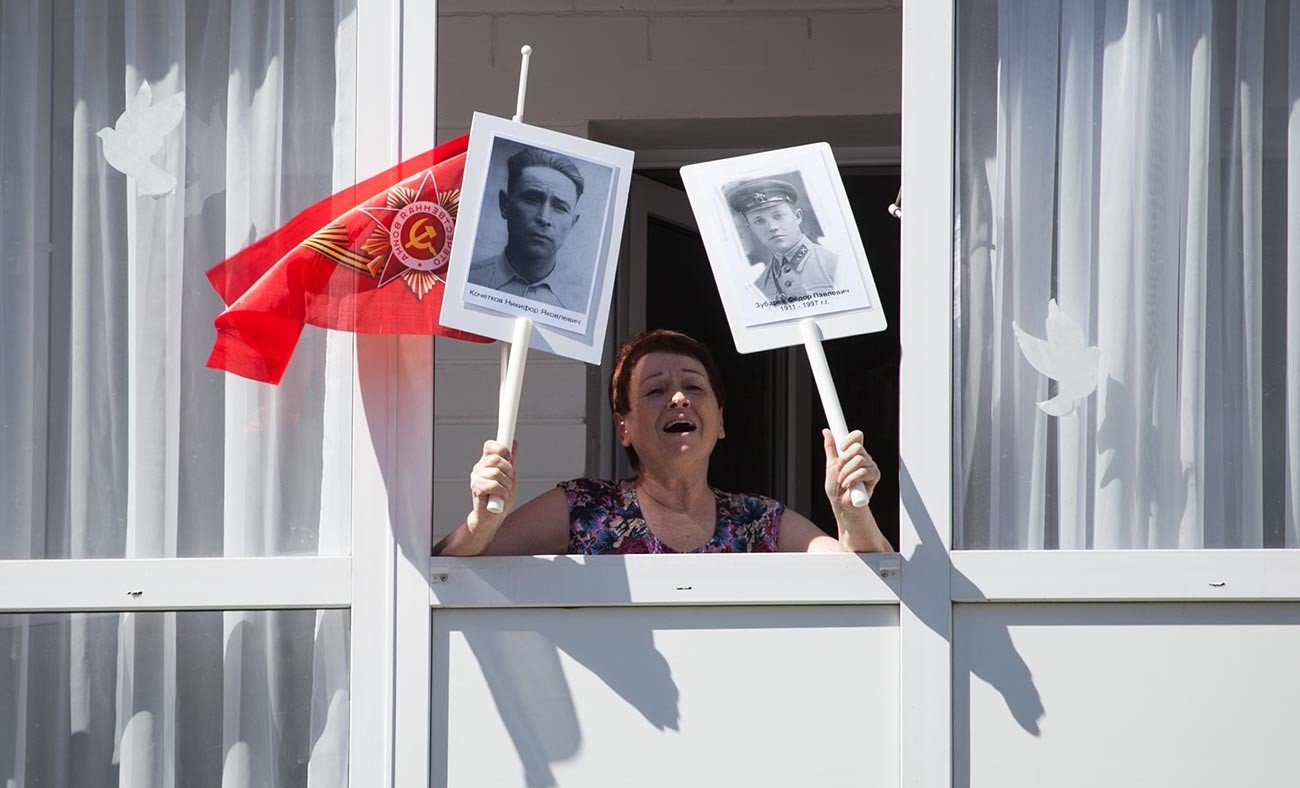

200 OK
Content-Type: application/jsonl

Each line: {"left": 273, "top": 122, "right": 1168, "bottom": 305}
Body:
{"left": 726, "top": 177, "right": 839, "bottom": 303}
{"left": 468, "top": 145, "right": 588, "bottom": 311}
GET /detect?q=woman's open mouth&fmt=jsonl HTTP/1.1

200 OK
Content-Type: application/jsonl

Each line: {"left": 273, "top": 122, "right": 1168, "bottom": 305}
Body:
{"left": 663, "top": 419, "right": 696, "bottom": 434}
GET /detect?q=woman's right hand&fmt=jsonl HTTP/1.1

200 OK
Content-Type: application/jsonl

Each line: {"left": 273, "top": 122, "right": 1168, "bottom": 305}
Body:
{"left": 468, "top": 440, "right": 518, "bottom": 533}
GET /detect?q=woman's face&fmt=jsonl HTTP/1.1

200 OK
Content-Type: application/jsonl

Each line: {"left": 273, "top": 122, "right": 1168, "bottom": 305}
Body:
{"left": 619, "top": 351, "right": 724, "bottom": 473}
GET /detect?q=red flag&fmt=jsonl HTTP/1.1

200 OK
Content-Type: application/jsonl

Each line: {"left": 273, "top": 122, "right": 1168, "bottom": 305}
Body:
{"left": 206, "top": 134, "right": 489, "bottom": 385}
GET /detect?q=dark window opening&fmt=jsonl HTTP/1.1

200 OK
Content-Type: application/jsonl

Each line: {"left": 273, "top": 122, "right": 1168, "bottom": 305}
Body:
{"left": 635, "top": 168, "right": 900, "bottom": 550}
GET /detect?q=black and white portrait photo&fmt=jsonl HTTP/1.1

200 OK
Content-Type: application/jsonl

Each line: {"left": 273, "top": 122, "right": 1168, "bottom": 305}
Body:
{"left": 680, "top": 143, "right": 886, "bottom": 352}
{"left": 441, "top": 113, "right": 634, "bottom": 364}
{"left": 724, "top": 171, "right": 842, "bottom": 304}
{"left": 465, "top": 138, "right": 613, "bottom": 332}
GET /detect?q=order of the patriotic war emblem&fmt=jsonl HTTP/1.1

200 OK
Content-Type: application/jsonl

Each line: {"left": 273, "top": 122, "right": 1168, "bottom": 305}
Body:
{"left": 389, "top": 200, "right": 454, "bottom": 277}
{"left": 302, "top": 168, "right": 460, "bottom": 300}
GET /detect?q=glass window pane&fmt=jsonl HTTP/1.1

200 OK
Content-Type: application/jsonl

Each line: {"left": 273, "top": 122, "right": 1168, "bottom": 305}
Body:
{"left": 954, "top": 1, "right": 1299, "bottom": 549}
{"left": 0, "top": 609, "right": 350, "bottom": 786}
{"left": 1, "top": 2, "right": 358, "bottom": 558}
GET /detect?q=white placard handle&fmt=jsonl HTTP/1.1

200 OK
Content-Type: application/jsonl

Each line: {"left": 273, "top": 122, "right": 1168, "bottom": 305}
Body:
{"left": 511, "top": 45, "right": 532, "bottom": 123}
{"left": 487, "top": 45, "right": 533, "bottom": 514}
{"left": 800, "top": 319, "right": 869, "bottom": 508}
{"left": 486, "top": 317, "right": 533, "bottom": 514}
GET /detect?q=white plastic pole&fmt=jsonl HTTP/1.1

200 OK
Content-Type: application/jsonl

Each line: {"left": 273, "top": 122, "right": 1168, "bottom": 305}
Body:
{"left": 800, "top": 319, "right": 870, "bottom": 507}
{"left": 511, "top": 45, "right": 532, "bottom": 123}
{"left": 486, "top": 44, "right": 536, "bottom": 514}
{"left": 486, "top": 317, "right": 533, "bottom": 513}
{"left": 498, "top": 342, "right": 510, "bottom": 405}
{"left": 499, "top": 44, "right": 533, "bottom": 386}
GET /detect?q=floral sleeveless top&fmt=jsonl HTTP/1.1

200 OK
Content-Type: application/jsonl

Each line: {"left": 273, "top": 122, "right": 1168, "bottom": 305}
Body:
{"left": 557, "top": 478, "right": 784, "bottom": 554}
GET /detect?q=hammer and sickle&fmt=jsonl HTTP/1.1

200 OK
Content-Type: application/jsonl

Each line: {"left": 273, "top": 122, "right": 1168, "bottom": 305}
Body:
{"left": 405, "top": 216, "right": 440, "bottom": 253}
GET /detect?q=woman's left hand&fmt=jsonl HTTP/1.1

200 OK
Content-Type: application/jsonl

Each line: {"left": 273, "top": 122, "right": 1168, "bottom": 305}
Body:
{"left": 822, "top": 429, "right": 880, "bottom": 511}
{"left": 820, "top": 429, "right": 890, "bottom": 552}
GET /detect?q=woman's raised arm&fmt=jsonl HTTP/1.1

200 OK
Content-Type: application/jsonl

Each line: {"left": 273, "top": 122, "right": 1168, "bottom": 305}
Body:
{"left": 433, "top": 441, "right": 570, "bottom": 556}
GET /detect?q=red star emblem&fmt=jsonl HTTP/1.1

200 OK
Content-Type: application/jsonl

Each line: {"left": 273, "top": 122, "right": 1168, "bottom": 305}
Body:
{"left": 358, "top": 169, "right": 461, "bottom": 299}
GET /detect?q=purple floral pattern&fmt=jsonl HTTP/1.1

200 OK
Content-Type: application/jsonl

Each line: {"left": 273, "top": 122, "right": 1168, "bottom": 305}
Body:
{"left": 558, "top": 478, "right": 783, "bottom": 554}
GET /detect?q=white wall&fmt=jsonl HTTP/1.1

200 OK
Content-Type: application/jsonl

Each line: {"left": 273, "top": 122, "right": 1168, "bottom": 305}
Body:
{"left": 432, "top": 0, "right": 902, "bottom": 536}
{"left": 433, "top": 338, "right": 590, "bottom": 540}
{"left": 436, "top": 0, "right": 901, "bottom": 139}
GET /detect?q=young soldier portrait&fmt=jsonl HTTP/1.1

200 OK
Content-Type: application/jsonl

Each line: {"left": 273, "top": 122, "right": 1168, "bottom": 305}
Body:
{"left": 726, "top": 177, "right": 839, "bottom": 303}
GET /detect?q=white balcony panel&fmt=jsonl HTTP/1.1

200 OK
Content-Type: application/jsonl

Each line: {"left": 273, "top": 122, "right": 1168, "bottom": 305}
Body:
{"left": 955, "top": 602, "right": 1300, "bottom": 788}
{"left": 432, "top": 604, "right": 898, "bottom": 787}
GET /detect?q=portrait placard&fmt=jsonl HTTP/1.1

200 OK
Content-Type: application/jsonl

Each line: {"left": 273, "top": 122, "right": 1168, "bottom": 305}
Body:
{"left": 680, "top": 143, "right": 887, "bottom": 353}
{"left": 441, "top": 112, "right": 634, "bottom": 363}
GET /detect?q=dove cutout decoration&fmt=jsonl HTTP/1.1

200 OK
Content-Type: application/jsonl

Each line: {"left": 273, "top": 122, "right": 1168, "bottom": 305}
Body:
{"left": 97, "top": 81, "right": 186, "bottom": 197}
{"left": 1012, "top": 299, "right": 1100, "bottom": 416}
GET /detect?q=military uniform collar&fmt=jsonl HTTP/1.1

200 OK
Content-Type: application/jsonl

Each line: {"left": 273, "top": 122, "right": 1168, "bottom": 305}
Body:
{"left": 774, "top": 236, "right": 814, "bottom": 272}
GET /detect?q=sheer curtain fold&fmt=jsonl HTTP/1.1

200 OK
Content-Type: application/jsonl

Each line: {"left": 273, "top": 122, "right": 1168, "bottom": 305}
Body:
{"left": 0, "top": 7, "right": 51, "bottom": 786}
{"left": 117, "top": 8, "right": 187, "bottom": 781}
{"left": 1093, "top": 0, "right": 1204, "bottom": 549}
{"left": 123, "top": 0, "right": 187, "bottom": 562}
{"left": 991, "top": 0, "right": 1060, "bottom": 549}
{"left": 70, "top": 0, "right": 131, "bottom": 561}
{"left": 1054, "top": 0, "right": 1101, "bottom": 549}
{"left": 958, "top": 0, "right": 1297, "bottom": 550}
{"left": 955, "top": 0, "right": 999, "bottom": 550}
{"left": 1174, "top": 1, "right": 1215, "bottom": 551}
{"left": 3, "top": 3, "right": 354, "bottom": 785}
{"left": 0, "top": 0, "right": 51, "bottom": 563}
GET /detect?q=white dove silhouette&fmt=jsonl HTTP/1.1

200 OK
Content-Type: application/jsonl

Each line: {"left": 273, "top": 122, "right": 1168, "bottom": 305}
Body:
{"left": 97, "top": 81, "right": 186, "bottom": 197}
{"left": 1012, "top": 299, "right": 1100, "bottom": 416}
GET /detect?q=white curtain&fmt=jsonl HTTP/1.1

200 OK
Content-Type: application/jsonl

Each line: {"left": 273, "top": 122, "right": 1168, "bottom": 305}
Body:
{"left": 1, "top": 1, "right": 355, "bottom": 785}
{"left": 957, "top": 0, "right": 1300, "bottom": 549}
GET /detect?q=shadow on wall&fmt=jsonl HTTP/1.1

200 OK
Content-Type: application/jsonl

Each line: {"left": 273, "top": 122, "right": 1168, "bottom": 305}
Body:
{"left": 430, "top": 577, "right": 893, "bottom": 787}
{"left": 897, "top": 461, "right": 1046, "bottom": 750}
{"left": 430, "top": 558, "right": 679, "bottom": 788}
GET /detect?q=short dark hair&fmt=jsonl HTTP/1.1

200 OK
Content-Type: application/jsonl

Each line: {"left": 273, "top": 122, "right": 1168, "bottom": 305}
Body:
{"left": 505, "top": 146, "right": 585, "bottom": 200}
{"left": 610, "top": 330, "right": 726, "bottom": 471}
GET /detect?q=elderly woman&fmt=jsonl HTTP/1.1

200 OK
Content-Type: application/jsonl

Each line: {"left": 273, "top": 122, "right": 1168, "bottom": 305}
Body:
{"left": 435, "top": 330, "right": 892, "bottom": 555}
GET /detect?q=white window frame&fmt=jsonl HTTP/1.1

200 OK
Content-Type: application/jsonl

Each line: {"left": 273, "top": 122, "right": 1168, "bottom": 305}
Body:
{"left": 428, "top": 553, "right": 901, "bottom": 610}
{"left": 0, "top": 2, "right": 425, "bottom": 786}
{"left": 899, "top": 3, "right": 1300, "bottom": 787}
{"left": 896, "top": 2, "right": 956, "bottom": 786}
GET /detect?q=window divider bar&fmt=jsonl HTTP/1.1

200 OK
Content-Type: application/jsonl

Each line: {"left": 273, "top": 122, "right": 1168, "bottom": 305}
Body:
{"left": 0, "top": 556, "right": 352, "bottom": 612}
{"left": 428, "top": 553, "right": 901, "bottom": 609}
{"left": 952, "top": 550, "right": 1300, "bottom": 602}
{"left": 897, "top": 2, "right": 957, "bottom": 788}
{"left": 391, "top": 3, "right": 440, "bottom": 786}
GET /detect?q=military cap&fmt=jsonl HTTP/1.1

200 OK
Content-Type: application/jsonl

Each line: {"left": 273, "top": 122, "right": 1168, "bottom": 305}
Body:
{"left": 726, "top": 178, "right": 799, "bottom": 215}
